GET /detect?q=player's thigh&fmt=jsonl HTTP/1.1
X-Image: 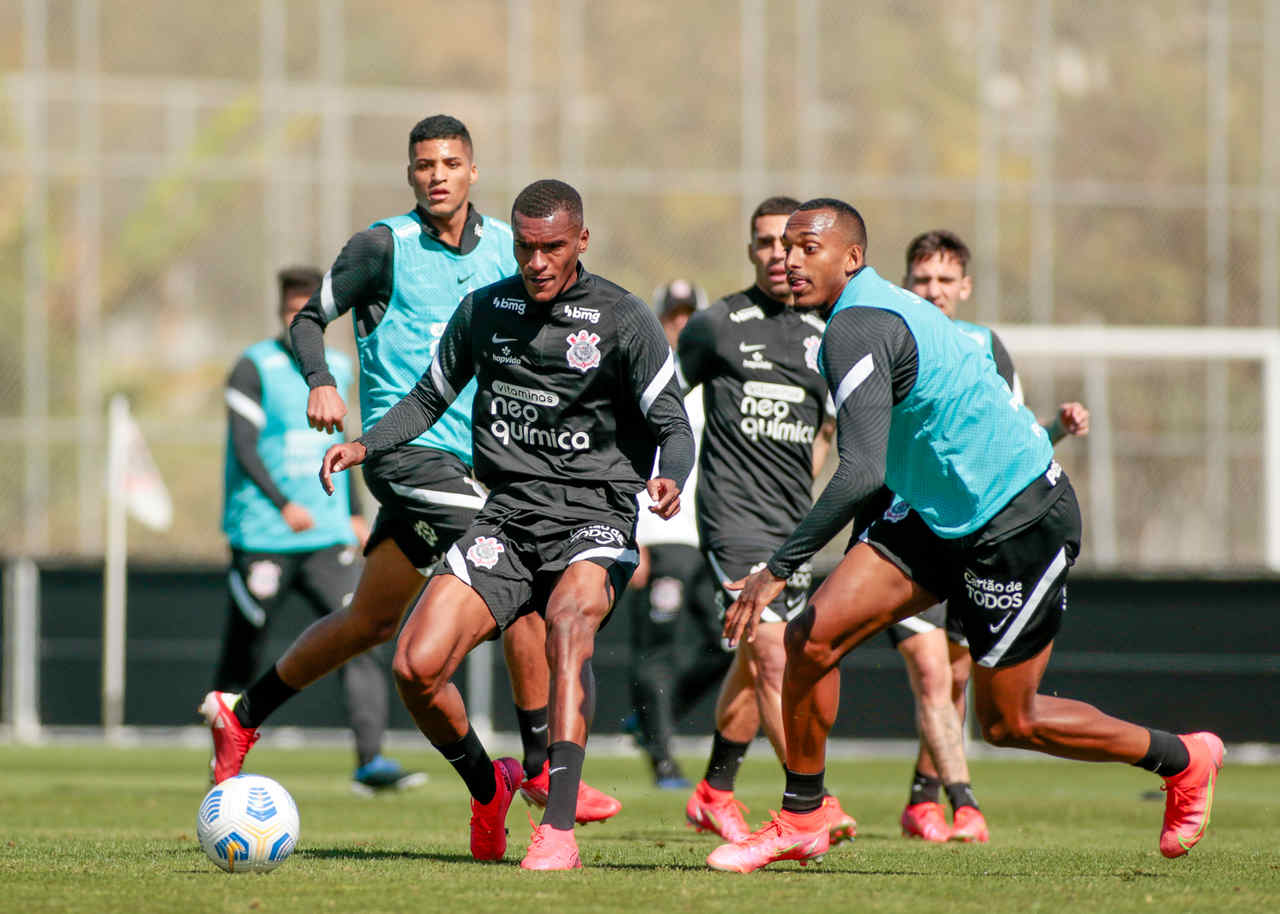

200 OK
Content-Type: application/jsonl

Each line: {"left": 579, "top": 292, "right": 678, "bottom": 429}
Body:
{"left": 744, "top": 620, "right": 787, "bottom": 694}
{"left": 545, "top": 559, "right": 614, "bottom": 629}
{"left": 800, "top": 540, "right": 938, "bottom": 657}
{"left": 895, "top": 626, "right": 951, "bottom": 699}
{"left": 347, "top": 537, "right": 431, "bottom": 629}
{"left": 395, "top": 572, "right": 497, "bottom": 683}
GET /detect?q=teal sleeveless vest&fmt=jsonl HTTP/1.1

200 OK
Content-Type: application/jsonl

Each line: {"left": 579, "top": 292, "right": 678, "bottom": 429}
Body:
{"left": 952, "top": 319, "right": 994, "bottom": 361}
{"left": 223, "top": 341, "right": 355, "bottom": 552}
{"left": 359, "top": 211, "right": 517, "bottom": 464}
{"left": 829, "top": 267, "right": 1052, "bottom": 538}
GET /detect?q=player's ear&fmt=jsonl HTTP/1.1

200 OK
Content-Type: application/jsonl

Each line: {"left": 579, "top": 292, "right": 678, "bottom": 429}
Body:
{"left": 577, "top": 226, "right": 590, "bottom": 254}
{"left": 845, "top": 243, "right": 864, "bottom": 277}
{"left": 468, "top": 162, "right": 478, "bottom": 186}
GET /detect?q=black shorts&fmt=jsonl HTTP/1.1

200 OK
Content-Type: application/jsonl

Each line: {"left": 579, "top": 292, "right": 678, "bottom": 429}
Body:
{"left": 863, "top": 478, "right": 1082, "bottom": 669}
{"left": 705, "top": 546, "right": 813, "bottom": 624}
{"left": 227, "top": 543, "right": 361, "bottom": 624}
{"left": 363, "top": 446, "right": 486, "bottom": 573}
{"left": 440, "top": 488, "right": 639, "bottom": 632}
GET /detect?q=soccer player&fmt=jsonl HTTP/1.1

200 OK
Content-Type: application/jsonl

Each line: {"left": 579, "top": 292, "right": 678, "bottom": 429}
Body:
{"left": 891, "top": 230, "right": 1091, "bottom": 843}
{"left": 622, "top": 279, "right": 727, "bottom": 789}
{"left": 708, "top": 198, "right": 1222, "bottom": 873}
{"left": 200, "top": 116, "right": 618, "bottom": 824}
{"left": 319, "top": 179, "right": 694, "bottom": 870}
{"left": 215, "top": 266, "right": 422, "bottom": 793}
{"left": 677, "top": 196, "right": 855, "bottom": 846}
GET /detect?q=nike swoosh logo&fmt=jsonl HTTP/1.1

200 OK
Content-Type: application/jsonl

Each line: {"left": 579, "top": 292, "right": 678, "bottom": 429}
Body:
{"left": 492, "top": 333, "right": 518, "bottom": 344}
{"left": 549, "top": 766, "right": 568, "bottom": 776}
{"left": 531, "top": 724, "right": 548, "bottom": 734}
{"left": 457, "top": 274, "right": 473, "bottom": 284}
{"left": 739, "top": 342, "right": 767, "bottom": 353}
{"left": 989, "top": 612, "right": 1012, "bottom": 633}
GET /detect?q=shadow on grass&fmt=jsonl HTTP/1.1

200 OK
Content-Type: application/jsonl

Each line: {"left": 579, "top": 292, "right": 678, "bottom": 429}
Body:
{"left": 302, "top": 847, "right": 478, "bottom": 864}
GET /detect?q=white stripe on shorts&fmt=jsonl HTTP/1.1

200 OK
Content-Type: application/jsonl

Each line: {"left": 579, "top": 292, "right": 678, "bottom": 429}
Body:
{"left": 227, "top": 569, "right": 266, "bottom": 628}
{"left": 977, "top": 546, "right": 1068, "bottom": 668}
{"left": 705, "top": 551, "right": 741, "bottom": 598}
{"left": 897, "top": 613, "right": 939, "bottom": 636}
{"left": 444, "top": 543, "right": 471, "bottom": 587}
{"left": 389, "top": 481, "right": 486, "bottom": 510}
{"left": 569, "top": 546, "right": 639, "bottom": 566}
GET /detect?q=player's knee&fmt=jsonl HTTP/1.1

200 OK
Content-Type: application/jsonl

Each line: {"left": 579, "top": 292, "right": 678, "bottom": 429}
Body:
{"left": 543, "top": 611, "right": 598, "bottom": 665}
{"left": 391, "top": 633, "right": 444, "bottom": 698}
{"left": 783, "top": 618, "right": 838, "bottom": 674}
{"left": 978, "top": 708, "right": 1034, "bottom": 747}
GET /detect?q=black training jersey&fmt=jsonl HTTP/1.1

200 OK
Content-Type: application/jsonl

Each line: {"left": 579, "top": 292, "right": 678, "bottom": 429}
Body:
{"left": 678, "top": 286, "right": 831, "bottom": 552}
{"left": 359, "top": 265, "right": 694, "bottom": 507}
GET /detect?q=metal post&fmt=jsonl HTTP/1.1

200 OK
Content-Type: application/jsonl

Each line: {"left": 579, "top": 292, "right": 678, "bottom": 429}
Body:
{"left": 102, "top": 395, "right": 129, "bottom": 736}
{"left": 319, "top": 0, "right": 349, "bottom": 257}
{"left": 75, "top": 0, "right": 103, "bottom": 553}
{"left": 794, "top": 0, "right": 819, "bottom": 198}
{"left": 1204, "top": 0, "right": 1230, "bottom": 565}
{"left": 261, "top": 0, "right": 287, "bottom": 333}
{"left": 739, "top": 0, "right": 766, "bottom": 229}
{"left": 1262, "top": 0, "right": 1279, "bottom": 328}
{"left": 975, "top": 0, "right": 1002, "bottom": 324}
{"left": 3, "top": 558, "right": 42, "bottom": 743}
{"left": 1265, "top": 339, "right": 1280, "bottom": 570}
{"left": 22, "top": 0, "right": 50, "bottom": 554}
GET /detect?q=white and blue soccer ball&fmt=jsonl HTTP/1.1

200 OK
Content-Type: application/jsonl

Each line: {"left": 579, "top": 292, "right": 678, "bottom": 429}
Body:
{"left": 196, "top": 774, "right": 300, "bottom": 874}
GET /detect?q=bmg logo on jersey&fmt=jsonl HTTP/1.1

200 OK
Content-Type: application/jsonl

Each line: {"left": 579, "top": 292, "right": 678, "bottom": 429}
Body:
{"left": 963, "top": 569, "right": 1023, "bottom": 610}
{"left": 494, "top": 297, "right": 526, "bottom": 314}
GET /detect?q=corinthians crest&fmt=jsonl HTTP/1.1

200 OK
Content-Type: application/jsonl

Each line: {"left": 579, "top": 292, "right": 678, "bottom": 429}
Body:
{"left": 803, "top": 335, "right": 822, "bottom": 373}
{"left": 466, "top": 535, "right": 505, "bottom": 569}
{"left": 565, "top": 329, "right": 602, "bottom": 372}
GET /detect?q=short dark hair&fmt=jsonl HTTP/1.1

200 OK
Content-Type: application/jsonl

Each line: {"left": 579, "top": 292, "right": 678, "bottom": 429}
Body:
{"left": 408, "top": 115, "right": 472, "bottom": 158}
{"left": 511, "top": 179, "right": 584, "bottom": 224}
{"left": 905, "top": 229, "right": 971, "bottom": 275}
{"left": 795, "top": 197, "right": 868, "bottom": 250}
{"left": 277, "top": 266, "right": 322, "bottom": 308}
{"left": 750, "top": 195, "right": 801, "bottom": 235}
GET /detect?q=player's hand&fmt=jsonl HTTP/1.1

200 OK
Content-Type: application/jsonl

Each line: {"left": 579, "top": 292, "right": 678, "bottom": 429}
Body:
{"left": 646, "top": 477, "right": 681, "bottom": 519}
{"left": 281, "top": 502, "right": 314, "bottom": 532}
{"left": 307, "top": 385, "right": 347, "bottom": 434}
{"left": 320, "top": 441, "right": 367, "bottom": 495}
{"left": 722, "top": 567, "right": 787, "bottom": 648}
{"left": 1057, "top": 402, "right": 1090, "bottom": 436}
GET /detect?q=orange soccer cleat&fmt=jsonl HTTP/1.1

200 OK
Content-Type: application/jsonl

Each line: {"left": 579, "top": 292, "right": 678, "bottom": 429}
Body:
{"left": 901, "top": 801, "right": 951, "bottom": 843}
{"left": 520, "top": 760, "right": 621, "bottom": 824}
{"left": 1159, "top": 732, "right": 1224, "bottom": 859}
{"left": 950, "top": 805, "right": 990, "bottom": 843}
{"left": 199, "top": 691, "right": 260, "bottom": 785}
{"left": 821, "top": 794, "right": 857, "bottom": 844}
{"left": 706, "top": 808, "right": 830, "bottom": 874}
{"left": 686, "top": 779, "right": 751, "bottom": 843}
{"left": 520, "top": 824, "right": 583, "bottom": 870}
{"left": 470, "top": 757, "right": 525, "bottom": 861}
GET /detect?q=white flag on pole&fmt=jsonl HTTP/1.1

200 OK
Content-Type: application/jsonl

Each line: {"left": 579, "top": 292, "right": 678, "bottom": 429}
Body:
{"left": 108, "top": 394, "right": 173, "bottom": 531}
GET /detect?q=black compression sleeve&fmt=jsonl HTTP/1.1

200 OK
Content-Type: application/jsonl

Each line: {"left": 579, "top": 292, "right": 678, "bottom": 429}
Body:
{"left": 675, "top": 308, "right": 717, "bottom": 392}
{"left": 988, "top": 329, "right": 1017, "bottom": 391}
{"left": 620, "top": 295, "right": 695, "bottom": 487}
{"left": 767, "top": 309, "right": 916, "bottom": 578}
{"left": 356, "top": 295, "right": 477, "bottom": 456}
{"left": 290, "top": 226, "right": 394, "bottom": 389}
{"left": 226, "top": 357, "right": 290, "bottom": 510}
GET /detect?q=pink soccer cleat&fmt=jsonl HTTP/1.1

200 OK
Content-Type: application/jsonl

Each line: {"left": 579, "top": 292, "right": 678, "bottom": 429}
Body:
{"left": 1159, "top": 732, "right": 1224, "bottom": 858}
{"left": 199, "top": 691, "right": 259, "bottom": 784}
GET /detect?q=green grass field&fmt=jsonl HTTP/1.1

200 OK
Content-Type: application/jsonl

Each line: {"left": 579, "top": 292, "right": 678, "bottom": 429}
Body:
{"left": 1, "top": 744, "right": 1275, "bottom": 914}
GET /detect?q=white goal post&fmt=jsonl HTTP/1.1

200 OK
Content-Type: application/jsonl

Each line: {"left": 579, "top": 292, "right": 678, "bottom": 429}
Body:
{"left": 993, "top": 324, "right": 1280, "bottom": 571}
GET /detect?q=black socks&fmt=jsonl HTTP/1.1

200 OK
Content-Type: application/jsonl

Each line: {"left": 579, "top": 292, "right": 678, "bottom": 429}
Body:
{"left": 435, "top": 727, "right": 496, "bottom": 804}
{"left": 1134, "top": 729, "right": 1190, "bottom": 777}
{"left": 781, "top": 768, "right": 826, "bottom": 814}
{"left": 909, "top": 768, "right": 943, "bottom": 806}
{"left": 236, "top": 665, "right": 298, "bottom": 729}
{"left": 516, "top": 705, "right": 550, "bottom": 780}
{"left": 543, "top": 741, "right": 586, "bottom": 830}
{"left": 704, "top": 730, "right": 750, "bottom": 791}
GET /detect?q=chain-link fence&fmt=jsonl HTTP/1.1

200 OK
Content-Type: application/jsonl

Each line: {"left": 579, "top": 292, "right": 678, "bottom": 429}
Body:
{"left": 3, "top": 0, "right": 1278, "bottom": 568}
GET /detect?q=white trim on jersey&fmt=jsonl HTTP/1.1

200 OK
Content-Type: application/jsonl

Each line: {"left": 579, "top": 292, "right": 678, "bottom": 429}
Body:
{"left": 320, "top": 270, "right": 338, "bottom": 322}
{"left": 1011, "top": 370, "right": 1026, "bottom": 406}
{"left": 389, "top": 481, "right": 485, "bottom": 510}
{"left": 569, "top": 546, "right": 639, "bottom": 566}
{"left": 444, "top": 543, "right": 472, "bottom": 586}
{"left": 227, "top": 569, "right": 267, "bottom": 628}
{"left": 639, "top": 350, "right": 677, "bottom": 416}
{"left": 835, "top": 353, "right": 875, "bottom": 410}
{"left": 225, "top": 388, "right": 267, "bottom": 429}
{"left": 429, "top": 354, "right": 458, "bottom": 403}
{"left": 977, "top": 546, "right": 1068, "bottom": 668}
